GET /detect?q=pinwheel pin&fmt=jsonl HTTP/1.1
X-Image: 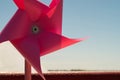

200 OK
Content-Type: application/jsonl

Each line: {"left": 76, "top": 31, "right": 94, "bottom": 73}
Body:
{"left": 0, "top": 0, "right": 85, "bottom": 80}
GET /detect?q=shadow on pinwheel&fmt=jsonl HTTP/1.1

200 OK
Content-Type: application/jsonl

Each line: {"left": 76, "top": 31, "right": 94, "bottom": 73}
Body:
{"left": 0, "top": 0, "right": 85, "bottom": 80}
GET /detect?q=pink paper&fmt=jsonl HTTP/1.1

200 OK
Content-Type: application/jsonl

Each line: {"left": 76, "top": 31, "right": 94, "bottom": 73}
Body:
{"left": 0, "top": 0, "right": 85, "bottom": 80}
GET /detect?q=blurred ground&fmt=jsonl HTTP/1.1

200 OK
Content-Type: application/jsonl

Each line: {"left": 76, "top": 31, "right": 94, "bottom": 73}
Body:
{"left": 0, "top": 71, "right": 120, "bottom": 80}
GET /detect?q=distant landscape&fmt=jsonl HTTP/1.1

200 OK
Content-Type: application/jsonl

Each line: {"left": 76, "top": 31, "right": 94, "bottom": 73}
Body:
{"left": 48, "top": 69, "right": 86, "bottom": 72}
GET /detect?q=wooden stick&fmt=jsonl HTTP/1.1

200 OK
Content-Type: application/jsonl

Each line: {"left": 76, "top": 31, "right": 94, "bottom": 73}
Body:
{"left": 25, "top": 59, "right": 32, "bottom": 80}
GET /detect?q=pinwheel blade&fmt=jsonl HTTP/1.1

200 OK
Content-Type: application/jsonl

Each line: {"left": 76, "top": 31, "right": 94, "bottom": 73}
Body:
{"left": 0, "top": 9, "right": 32, "bottom": 43}
{"left": 13, "top": 0, "right": 49, "bottom": 21}
{"left": 38, "top": 31, "right": 61, "bottom": 56}
{"left": 47, "top": 0, "right": 63, "bottom": 34}
{"left": 61, "top": 37, "right": 85, "bottom": 48}
{"left": 24, "top": 0, "right": 49, "bottom": 21}
{"left": 13, "top": 0, "right": 24, "bottom": 9}
{"left": 11, "top": 36, "right": 45, "bottom": 80}
{"left": 38, "top": 31, "right": 83, "bottom": 56}
{"left": 36, "top": 15, "right": 57, "bottom": 33}
{"left": 49, "top": 0, "right": 61, "bottom": 8}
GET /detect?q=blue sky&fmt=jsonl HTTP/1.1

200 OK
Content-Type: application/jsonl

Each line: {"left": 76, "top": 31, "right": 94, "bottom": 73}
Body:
{"left": 0, "top": 0, "right": 120, "bottom": 73}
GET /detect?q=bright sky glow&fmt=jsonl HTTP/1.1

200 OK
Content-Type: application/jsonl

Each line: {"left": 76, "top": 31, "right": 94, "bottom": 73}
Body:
{"left": 0, "top": 0, "right": 120, "bottom": 73}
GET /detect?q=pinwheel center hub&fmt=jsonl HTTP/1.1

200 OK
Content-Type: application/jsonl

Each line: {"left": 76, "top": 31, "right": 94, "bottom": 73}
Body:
{"left": 32, "top": 25, "right": 39, "bottom": 34}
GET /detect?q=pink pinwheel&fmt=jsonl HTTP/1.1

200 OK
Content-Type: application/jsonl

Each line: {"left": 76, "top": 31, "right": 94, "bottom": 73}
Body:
{"left": 0, "top": 0, "right": 85, "bottom": 80}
